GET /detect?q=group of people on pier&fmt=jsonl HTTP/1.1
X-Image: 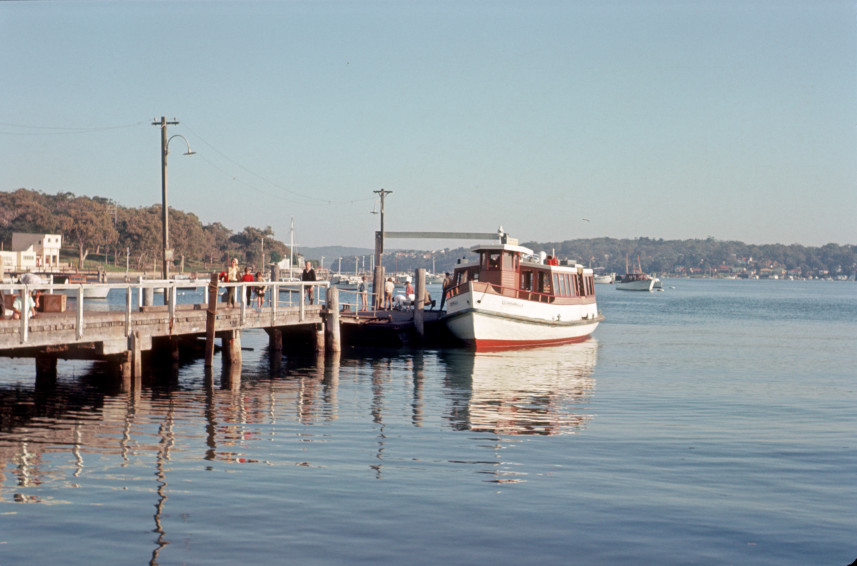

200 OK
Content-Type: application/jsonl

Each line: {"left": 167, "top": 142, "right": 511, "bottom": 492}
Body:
{"left": 219, "top": 258, "right": 267, "bottom": 308}
{"left": 215, "top": 258, "right": 449, "bottom": 313}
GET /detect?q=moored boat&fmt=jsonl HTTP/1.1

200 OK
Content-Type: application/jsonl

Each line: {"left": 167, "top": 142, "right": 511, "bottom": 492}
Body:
{"left": 614, "top": 272, "right": 655, "bottom": 291}
{"left": 60, "top": 274, "right": 111, "bottom": 299}
{"left": 615, "top": 255, "right": 655, "bottom": 291}
{"left": 442, "top": 230, "right": 603, "bottom": 350}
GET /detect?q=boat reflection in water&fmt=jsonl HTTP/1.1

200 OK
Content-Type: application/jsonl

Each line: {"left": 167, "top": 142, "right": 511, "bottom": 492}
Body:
{"left": 441, "top": 339, "right": 599, "bottom": 436}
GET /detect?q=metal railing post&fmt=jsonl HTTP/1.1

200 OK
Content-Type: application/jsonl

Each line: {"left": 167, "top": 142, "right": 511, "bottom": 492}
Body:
{"left": 125, "top": 286, "right": 132, "bottom": 336}
{"left": 76, "top": 285, "right": 84, "bottom": 340}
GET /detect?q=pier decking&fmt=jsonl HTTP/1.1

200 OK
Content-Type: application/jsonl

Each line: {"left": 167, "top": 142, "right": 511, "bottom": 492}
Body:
{"left": 0, "top": 277, "right": 329, "bottom": 385}
{"left": 0, "top": 269, "right": 455, "bottom": 385}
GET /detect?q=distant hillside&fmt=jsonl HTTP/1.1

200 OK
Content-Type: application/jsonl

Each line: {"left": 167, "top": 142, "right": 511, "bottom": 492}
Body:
{"left": 301, "top": 246, "right": 374, "bottom": 260}
{"left": 2, "top": 189, "right": 854, "bottom": 279}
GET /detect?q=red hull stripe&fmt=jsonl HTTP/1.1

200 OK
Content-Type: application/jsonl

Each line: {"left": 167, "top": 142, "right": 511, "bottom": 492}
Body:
{"left": 470, "top": 334, "right": 594, "bottom": 352}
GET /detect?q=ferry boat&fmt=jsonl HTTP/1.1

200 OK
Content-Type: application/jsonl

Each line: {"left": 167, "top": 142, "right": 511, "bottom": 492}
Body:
{"left": 442, "top": 230, "right": 603, "bottom": 350}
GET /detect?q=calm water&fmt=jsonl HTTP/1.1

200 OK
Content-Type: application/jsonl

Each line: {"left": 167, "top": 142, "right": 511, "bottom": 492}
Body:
{"left": 0, "top": 280, "right": 854, "bottom": 565}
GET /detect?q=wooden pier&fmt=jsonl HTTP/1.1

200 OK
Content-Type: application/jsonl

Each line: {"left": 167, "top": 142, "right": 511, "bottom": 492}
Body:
{"left": 0, "top": 276, "right": 330, "bottom": 387}
{"left": 0, "top": 268, "right": 456, "bottom": 387}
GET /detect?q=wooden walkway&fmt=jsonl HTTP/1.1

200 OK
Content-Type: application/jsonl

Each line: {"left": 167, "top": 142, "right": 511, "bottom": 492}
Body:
{"left": 0, "top": 279, "right": 328, "bottom": 382}
{"left": 0, "top": 273, "right": 457, "bottom": 383}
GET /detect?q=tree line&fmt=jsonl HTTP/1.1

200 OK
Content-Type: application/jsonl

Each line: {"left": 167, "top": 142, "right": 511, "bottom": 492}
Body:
{"left": 2, "top": 189, "right": 854, "bottom": 278}
{"left": 525, "top": 236, "right": 857, "bottom": 278}
{"left": 0, "top": 189, "right": 289, "bottom": 272}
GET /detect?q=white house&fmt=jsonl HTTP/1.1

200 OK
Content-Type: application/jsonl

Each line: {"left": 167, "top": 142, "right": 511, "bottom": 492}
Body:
{"left": 11, "top": 233, "right": 62, "bottom": 269}
{"left": 1, "top": 233, "right": 63, "bottom": 276}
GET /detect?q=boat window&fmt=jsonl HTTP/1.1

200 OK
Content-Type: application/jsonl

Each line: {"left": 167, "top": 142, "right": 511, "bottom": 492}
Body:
{"left": 486, "top": 252, "right": 501, "bottom": 270}
{"left": 553, "top": 274, "right": 560, "bottom": 296}
{"left": 538, "top": 271, "right": 551, "bottom": 294}
{"left": 521, "top": 270, "right": 532, "bottom": 291}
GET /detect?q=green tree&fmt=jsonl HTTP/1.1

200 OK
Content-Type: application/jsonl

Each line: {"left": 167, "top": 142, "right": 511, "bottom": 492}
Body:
{"left": 56, "top": 197, "right": 119, "bottom": 269}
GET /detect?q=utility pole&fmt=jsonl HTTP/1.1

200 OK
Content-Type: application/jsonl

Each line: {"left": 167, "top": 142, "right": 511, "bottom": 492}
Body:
{"left": 373, "top": 188, "right": 392, "bottom": 269}
{"left": 372, "top": 189, "right": 392, "bottom": 309}
{"left": 153, "top": 116, "right": 179, "bottom": 282}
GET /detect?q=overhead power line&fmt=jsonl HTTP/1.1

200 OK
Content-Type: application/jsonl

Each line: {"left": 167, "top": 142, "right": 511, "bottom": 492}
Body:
{"left": 182, "top": 121, "right": 375, "bottom": 208}
{"left": 0, "top": 120, "right": 146, "bottom": 135}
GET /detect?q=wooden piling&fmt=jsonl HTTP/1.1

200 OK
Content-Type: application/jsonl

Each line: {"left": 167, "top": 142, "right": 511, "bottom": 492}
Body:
{"left": 35, "top": 355, "right": 57, "bottom": 387}
{"left": 222, "top": 330, "right": 242, "bottom": 368}
{"left": 373, "top": 265, "right": 385, "bottom": 310}
{"left": 326, "top": 286, "right": 341, "bottom": 352}
{"left": 131, "top": 330, "right": 142, "bottom": 378}
{"left": 268, "top": 327, "right": 283, "bottom": 356}
{"left": 205, "top": 273, "right": 218, "bottom": 367}
{"left": 314, "top": 324, "right": 325, "bottom": 352}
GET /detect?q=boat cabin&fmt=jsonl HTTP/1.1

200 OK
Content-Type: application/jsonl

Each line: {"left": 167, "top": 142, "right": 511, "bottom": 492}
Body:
{"left": 450, "top": 242, "right": 596, "bottom": 303}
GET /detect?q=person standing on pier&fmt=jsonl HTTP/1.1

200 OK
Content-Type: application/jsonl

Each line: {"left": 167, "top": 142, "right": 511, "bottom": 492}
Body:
{"left": 227, "top": 258, "right": 240, "bottom": 307}
{"left": 301, "top": 260, "right": 317, "bottom": 304}
{"left": 358, "top": 275, "right": 368, "bottom": 310}
{"left": 384, "top": 277, "right": 395, "bottom": 310}
{"left": 440, "top": 272, "right": 452, "bottom": 311}
{"left": 254, "top": 271, "right": 266, "bottom": 308}
{"left": 241, "top": 266, "right": 255, "bottom": 306}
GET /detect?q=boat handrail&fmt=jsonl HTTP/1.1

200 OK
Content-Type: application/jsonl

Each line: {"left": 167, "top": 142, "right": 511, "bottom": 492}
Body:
{"left": 446, "top": 280, "right": 556, "bottom": 304}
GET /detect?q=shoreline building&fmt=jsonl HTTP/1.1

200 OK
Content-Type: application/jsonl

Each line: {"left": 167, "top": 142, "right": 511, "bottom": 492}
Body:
{"left": 1, "top": 233, "right": 63, "bottom": 277}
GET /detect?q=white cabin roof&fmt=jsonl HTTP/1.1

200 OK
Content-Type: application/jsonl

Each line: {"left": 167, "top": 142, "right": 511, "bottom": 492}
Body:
{"left": 471, "top": 242, "right": 534, "bottom": 256}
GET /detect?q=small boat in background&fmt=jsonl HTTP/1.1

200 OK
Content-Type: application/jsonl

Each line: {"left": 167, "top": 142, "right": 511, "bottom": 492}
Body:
{"left": 63, "top": 274, "right": 111, "bottom": 298}
{"left": 594, "top": 271, "right": 615, "bottom": 284}
{"left": 615, "top": 273, "right": 655, "bottom": 291}
{"left": 615, "top": 256, "right": 655, "bottom": 291}
{"left": 331, "top": 274, "right": 361, "bottom": 290}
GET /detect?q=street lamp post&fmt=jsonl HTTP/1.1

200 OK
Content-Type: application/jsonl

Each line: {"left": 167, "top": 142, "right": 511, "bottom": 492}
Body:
{"left": 153, "top": 116, "right": 194, "bottom": 285}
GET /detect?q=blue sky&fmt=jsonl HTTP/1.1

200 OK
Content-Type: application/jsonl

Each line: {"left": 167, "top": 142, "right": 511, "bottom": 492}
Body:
{"left": 2, "top": 1, "right": 855, "bottom": 249}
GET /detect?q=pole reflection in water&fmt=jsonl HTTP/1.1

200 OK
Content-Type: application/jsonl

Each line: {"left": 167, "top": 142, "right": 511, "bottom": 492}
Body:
{"left": 151, "top": 402, "right": 175, "bottom": 565}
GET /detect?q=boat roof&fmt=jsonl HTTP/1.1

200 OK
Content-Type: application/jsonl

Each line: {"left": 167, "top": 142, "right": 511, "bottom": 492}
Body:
{"left": 471, "top": 242, "right": 534, "bottom": 255}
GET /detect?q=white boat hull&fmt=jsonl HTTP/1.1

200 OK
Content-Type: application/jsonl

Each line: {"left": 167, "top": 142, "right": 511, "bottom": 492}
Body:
{"left": 615, "top": 278, "right": 654, "bottom": 291}
{"left": 58, "top": 285, "right": 111, "bottom": 299}
{"left": 444, "top": 285, "right": 602, "bottom": 350}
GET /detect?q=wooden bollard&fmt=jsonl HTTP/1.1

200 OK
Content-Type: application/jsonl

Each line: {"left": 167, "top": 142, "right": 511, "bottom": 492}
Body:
{"left": 326, "top": 285, "right": 341, "bottom": 352}
{"left": 414, "top": 268, "right": 426, "bottom": 339}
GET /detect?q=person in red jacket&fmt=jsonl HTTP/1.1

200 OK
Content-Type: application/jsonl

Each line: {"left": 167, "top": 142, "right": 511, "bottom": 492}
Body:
{"left": 241, "top": 266, "right": 255, "bottom": 306}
